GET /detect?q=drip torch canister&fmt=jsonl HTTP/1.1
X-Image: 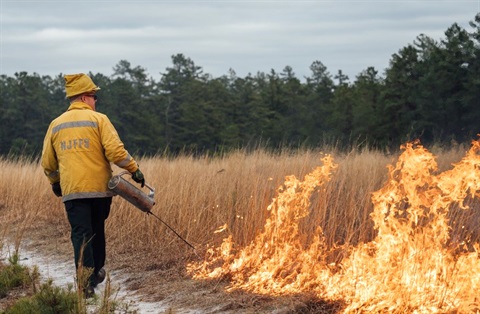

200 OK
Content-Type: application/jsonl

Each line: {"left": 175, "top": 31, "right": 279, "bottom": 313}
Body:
{"left": 108, "top": 171, "right": 155, "bottom": 212}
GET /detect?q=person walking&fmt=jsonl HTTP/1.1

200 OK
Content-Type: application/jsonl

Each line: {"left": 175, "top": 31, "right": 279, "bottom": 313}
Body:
{"left": 41, "top": 73, "right": 145, "bottom": 297}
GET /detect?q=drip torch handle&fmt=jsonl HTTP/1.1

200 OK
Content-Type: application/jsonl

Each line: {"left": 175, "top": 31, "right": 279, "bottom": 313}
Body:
{"left": 118, "top": 170, "right": 155, "bottom": 194}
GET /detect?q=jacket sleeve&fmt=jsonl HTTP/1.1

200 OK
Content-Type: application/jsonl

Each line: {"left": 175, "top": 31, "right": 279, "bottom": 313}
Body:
{"left": 99, "top": 115, "right": 139, "bottom": 173}
{"left": 41, "top": 124, "right": 60, "bottom": 184}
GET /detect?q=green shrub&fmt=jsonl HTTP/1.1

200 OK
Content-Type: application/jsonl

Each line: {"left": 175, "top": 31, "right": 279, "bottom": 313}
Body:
{"left": 3, "top": 280, "right": 78, "bottom": 314}
{"left": 0, "top": 254, "right": 31, "bottom": 298}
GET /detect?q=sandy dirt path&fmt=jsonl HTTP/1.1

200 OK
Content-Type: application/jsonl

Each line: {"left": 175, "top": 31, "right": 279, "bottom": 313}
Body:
{"left": 0, "top": 242, "right": 193, "bottom": 313}
{"left": 1, "top": 241, "right": 287, "bottom": 314}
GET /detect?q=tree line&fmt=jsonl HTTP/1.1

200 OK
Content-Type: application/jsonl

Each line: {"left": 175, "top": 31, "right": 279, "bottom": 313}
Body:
{"left": 1, "top": 14, "right": 479, "bottom": 157}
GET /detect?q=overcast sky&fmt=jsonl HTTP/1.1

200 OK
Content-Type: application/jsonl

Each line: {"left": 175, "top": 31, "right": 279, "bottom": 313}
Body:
{"left": 1, "top": 1, "right": 479, "bottom": 82}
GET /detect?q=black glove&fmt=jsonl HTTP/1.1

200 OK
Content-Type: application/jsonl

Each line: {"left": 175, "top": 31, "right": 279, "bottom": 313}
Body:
{"left": 52, "top": 182, "right": 62, "bottom": 197}
{"left": 132, "top": 169, "right": 145, "bottom": 188}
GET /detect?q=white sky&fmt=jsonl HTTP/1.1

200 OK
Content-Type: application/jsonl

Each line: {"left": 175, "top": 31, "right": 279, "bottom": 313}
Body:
{"left": 0, "top": 0, "right": 479, "bottom": 82}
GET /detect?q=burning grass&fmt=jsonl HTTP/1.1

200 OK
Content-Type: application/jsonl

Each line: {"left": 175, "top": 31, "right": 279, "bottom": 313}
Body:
{"left": 1, "top": 142, "right": 478, "bottom": 312}
{"left": 189, "top": 141, "right": 480, "bottom": 313}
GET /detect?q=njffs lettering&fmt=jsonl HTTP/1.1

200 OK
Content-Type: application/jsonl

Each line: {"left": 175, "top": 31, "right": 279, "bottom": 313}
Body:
{"left": 60, "top": 138, "right": 90, "bottom": 151}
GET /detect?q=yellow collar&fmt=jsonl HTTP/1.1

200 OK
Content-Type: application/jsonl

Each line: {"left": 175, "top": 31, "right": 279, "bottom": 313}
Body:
{"left": 67, "top": 102, "right": 92, "bottom": 111}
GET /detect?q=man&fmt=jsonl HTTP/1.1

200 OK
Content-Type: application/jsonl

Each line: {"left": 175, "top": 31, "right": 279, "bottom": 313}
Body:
{"left": 41, "top": 73, "right": 145, "bottom": 297}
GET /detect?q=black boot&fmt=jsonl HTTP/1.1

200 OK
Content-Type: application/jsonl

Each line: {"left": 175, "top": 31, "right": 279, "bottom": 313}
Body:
{"left": 96, "top": 268, "right": 106, "bottom": 285}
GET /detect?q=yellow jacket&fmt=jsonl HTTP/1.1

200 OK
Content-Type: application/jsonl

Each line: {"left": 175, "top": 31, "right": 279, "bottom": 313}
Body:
{"left": 41, "top": 102, "right": 139, "bottom": 202}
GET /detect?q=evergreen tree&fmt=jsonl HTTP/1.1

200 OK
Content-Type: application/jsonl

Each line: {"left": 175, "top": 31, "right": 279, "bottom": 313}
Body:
{"left": 1, "top": 13, "right": 479, "bottom": 156}
{"left": 351, "top": 67, "right": 384, "bottom": 147}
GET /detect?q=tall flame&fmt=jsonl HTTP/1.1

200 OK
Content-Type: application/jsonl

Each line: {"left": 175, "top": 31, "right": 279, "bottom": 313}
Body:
{"left": 189, "top": 142, "right": 480, "bottom": 313}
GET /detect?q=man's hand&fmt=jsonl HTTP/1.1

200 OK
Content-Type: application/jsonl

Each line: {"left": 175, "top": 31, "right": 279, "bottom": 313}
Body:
{"left": 52, "top": 182, "right": 62, "bottom": 197}
{"left": 132, "top": 169, "right": 145, "bottom": 187}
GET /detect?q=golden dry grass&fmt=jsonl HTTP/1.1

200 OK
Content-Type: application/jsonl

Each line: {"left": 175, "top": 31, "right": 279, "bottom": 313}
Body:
{"left": 0, "top": 144, "right": 476, "bottom": 312}
{"left": 0, "top": 146, "right": 471, "bottom": 260}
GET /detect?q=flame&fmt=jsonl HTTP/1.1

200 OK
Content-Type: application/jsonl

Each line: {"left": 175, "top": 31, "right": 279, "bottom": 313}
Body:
{"left": 188, "top": 143, "right": 480, "bottom": 313}
{"left": 214, "top": 223, "right": 228, "bottom": 234}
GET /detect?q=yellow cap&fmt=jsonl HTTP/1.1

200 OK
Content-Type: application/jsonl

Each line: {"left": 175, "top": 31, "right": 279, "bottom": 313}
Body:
{"left": 64, "top": 73, "right": 100, "bottom": 98}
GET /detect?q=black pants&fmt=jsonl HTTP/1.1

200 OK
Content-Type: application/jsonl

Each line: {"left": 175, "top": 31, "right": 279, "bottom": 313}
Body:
{"left": 65, "top": 197, "right": 111, "bottom": 285}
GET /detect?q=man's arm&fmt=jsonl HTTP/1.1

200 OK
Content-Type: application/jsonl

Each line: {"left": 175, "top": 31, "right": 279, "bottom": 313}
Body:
{"left": 41, "top": 124, "right": 60, "bottom": 184}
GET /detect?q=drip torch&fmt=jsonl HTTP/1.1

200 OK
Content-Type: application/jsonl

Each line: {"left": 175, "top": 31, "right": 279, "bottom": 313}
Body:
{"left": 108, "top": 171, "right": 196, "bottom": 251}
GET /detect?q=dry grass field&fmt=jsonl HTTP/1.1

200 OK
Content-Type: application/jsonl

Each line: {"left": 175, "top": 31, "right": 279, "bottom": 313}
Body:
{"left": 1, "top": 142, "right": 479, "bottom": 313}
